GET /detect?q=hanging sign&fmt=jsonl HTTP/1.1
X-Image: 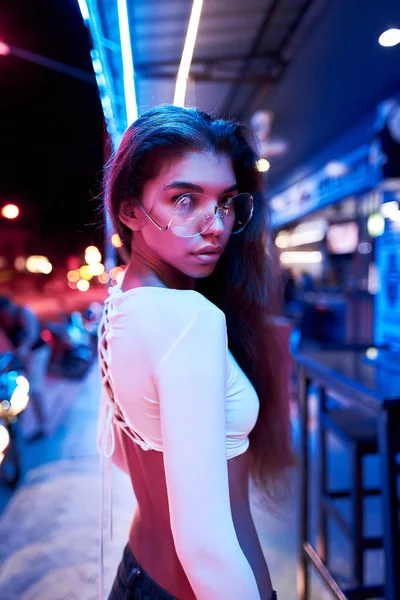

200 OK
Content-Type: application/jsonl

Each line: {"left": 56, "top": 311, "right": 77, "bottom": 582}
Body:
{"left": 270, "top": 144, "right": 381, "bottom": 229}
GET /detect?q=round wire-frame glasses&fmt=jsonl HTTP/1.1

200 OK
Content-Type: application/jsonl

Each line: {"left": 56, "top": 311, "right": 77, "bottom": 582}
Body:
{"left": 136, "top": 192, "right": 254, "bottom": 238}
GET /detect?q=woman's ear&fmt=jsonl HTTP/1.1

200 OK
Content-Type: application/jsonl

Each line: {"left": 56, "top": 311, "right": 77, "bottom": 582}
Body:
{"left": 119, "top": 198, "right": 145, "bottom": 231}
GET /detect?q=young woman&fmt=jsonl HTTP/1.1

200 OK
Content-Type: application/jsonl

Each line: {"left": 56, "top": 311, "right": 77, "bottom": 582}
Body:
{"left": 97, "top": 105, "right": 294, "bottom": 600}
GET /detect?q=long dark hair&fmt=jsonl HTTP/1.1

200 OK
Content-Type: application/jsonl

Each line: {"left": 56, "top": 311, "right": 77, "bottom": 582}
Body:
{"left": 104, "top": 105, "right": 295, "bottom": 502}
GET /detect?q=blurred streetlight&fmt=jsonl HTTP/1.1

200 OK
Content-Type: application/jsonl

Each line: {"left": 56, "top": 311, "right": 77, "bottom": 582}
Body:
{"left": 255, "top": 158, "right": 271, "bottom": 173}
{"left": 111, "top": 233, "right": 122, "bottom": 248}
{"left": 77, "top": 279, "right": 90, "bottom": 292}
{"left": 0, "top": 42, "right": 10, "bottom": 56}
{"left": 84, "top": 245, "right": 102, "bottom": 265}
{"left": 1, "top": 204, "right": 19, "bottom": 219}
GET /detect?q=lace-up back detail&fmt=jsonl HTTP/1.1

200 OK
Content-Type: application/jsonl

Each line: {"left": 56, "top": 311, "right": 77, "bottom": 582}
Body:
{"left": 98, "top": 298, "right": 153, "bottom": 453}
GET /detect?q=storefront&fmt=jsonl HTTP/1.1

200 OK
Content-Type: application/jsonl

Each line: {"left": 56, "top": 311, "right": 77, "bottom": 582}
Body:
{"left": 270, "top": 94, "right": 400, "bottom": 345}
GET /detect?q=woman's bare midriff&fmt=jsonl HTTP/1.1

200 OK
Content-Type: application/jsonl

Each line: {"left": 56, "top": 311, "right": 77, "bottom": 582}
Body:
{"left": 119, "top": 429, "right": 273, "bottom": 600}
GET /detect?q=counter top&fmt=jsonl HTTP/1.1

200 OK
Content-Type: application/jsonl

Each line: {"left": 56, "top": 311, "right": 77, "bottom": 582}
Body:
{"left": 293, "top": 348, "right": 400, "bottom": 410}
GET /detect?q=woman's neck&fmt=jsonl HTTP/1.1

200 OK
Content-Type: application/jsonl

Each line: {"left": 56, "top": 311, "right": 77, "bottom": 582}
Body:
{"left": 122, "top": 245, "right": 195, "bottom": 291}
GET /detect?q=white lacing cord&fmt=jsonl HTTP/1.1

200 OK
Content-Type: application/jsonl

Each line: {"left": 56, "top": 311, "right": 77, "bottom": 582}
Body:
{"left": 98, "top": 302, "right": 116, "bottom": 600}
{"left": 99, "top": 394, "right": 116, "bottom": 599}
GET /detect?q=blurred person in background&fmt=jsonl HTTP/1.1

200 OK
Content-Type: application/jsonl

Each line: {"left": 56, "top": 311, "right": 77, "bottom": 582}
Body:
{"left": 97, "top": 105, "right": 295, "bottom": 600}
{"left": 0, "top": 296, "right": 51, "bottom": 440}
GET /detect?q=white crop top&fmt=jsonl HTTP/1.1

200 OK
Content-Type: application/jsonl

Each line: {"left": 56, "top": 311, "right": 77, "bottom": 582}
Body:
{"left": 97, "top": 283, "right": 261, "bottom": 600}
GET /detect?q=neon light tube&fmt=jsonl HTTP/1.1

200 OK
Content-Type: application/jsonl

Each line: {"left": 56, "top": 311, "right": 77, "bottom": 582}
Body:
{"left": 117, "top": 0, "right": 138, "bottom": 124}
{"left": 173, "top": 0, "right": 203, "bottom": 107}
{"left": 77, "top": 0, "right": 90, "bottom": 23}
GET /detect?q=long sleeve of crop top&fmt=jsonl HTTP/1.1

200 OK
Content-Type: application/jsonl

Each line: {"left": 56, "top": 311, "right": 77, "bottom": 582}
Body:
{"left": 156, "top": 306, "right": 261, "bottom": 600}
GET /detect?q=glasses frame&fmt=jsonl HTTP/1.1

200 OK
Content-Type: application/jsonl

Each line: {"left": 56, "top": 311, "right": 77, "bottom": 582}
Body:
{"left": 136, "top": 192, "right": 254, "bottom": 237}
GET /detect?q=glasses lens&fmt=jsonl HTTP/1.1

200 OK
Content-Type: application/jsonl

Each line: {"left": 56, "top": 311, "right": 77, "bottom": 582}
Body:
{"left": 170, "top": 193, "right": 254, "bottom": 238}
{"left": 230, "top": 193, "right": 254, "bottom": 234}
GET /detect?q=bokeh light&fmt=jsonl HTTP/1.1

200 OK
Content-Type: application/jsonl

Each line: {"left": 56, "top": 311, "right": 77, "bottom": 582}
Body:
{"left": 98, "top": 272, "right": 110, "bottom": 284}
{"left": 87, "top": 263, "right": 105, "bottom": 276}
{"left": 109, "top": 266, "right": 123, "bottom": 280}
{"left": 77, "top": 279, "right": 90, "bottom": 292}
{"left": 255, "top": 158, "right": 270, "bottom": 173}
{"left": 79, "top": 265, "right": 93, "bottom": 280}
{"left": 67, "top": 270, "right": 80, "bottom": 282}
{"left": 1, "top": 204, "right": 19, "bottom": 219}
{"left": 85, "top": 245, "right": 102, "bottom": 265}
{"left": 111, "top": 233, "right": 122, "bottom": 248}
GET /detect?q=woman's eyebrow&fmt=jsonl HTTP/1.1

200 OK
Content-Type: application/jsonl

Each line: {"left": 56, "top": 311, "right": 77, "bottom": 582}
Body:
{"left": 163, "top": 180, "right": 238, "bottom": 194}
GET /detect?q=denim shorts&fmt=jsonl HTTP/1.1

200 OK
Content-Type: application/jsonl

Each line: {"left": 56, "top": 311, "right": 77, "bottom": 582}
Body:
{"left": 109, "top": 543, "right": 278, "bottom": 599}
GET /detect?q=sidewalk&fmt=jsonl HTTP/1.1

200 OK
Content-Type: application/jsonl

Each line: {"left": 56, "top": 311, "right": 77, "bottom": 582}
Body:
{"left": 0, "top": 367, "right": 355, "bottom": 599}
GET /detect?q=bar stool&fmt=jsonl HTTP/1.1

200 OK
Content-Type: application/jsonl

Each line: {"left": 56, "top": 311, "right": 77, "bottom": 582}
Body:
{"left": 316, "top": 387, "right": 384, "bottom": 598}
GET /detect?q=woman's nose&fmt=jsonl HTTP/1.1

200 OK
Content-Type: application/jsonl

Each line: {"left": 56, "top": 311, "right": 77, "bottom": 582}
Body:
{"left": 205, "top": 209, "right": 225, "bottom": 235}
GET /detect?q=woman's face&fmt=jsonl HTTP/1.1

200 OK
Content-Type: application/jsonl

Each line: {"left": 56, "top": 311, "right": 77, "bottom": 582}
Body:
{"left": 130, "top": 152, "right": 238, "bottom": 280}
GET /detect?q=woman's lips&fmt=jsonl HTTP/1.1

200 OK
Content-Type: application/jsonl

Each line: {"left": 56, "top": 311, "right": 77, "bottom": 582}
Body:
{"left": 190, "top": 251, "right": 221, "bottom": 263}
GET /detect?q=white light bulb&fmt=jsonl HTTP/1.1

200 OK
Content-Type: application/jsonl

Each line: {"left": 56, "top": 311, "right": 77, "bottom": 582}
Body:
{"left": 379, "top": 28, "right": 400, "bottom": 47}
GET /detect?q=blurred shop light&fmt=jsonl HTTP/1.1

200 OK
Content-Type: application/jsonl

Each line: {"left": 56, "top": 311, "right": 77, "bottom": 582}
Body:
{"left": 367, "top": 212, "right": 385, "bottom": 237}
{"left": 84, "top": 245, "right": 102, "bottom": 265}
{"left": 14, "top": 256, "right": 26, "bottom": 271}
{"left": 0, "top": 257, "right": 7, "bottom": 269}
{"left": 379, "top": 28, "right": 400, "bottom": 47}
{"left": 276, "top": 219, "right": 327, "bottom": 249}
{"left": 40, "top": 261, "right": 52, "bottom": 275}
{"left": 26, "top": 255, "right": 51, "bottom": 274}
{"left": 79, "top": 265, "right": 93, "bottom": 280}
{"left": 87, "top": 262, "right": 105, "bottom": 276}
{"left": 67, "top": 269, "right": 80, "bottom": 282}
{"left": 368, "top": 263, "right": 379, "bottom": 295}
{"left": 275, "top": 231, "right": 290, "bottom": 248}
{"left": 324, "top": 161, "right": 348, "bottom": 178}
{"left": 280, "top": 251, "right": 323, "bottom": 264}
{"left": 0, "top": 42, "right": 10, "bottom": 56}
{"left": 271, "top": 196, "right": 286, "bottom": 211}
{"left": 366, "top": 347, "right": 379, "bottom": 360}
{"left": 68, "top": 280, "right": 78, "bottom": 289}
{"left": 77, "top": 0, "right": 90, "bottom": 23}
{"left": 1, "top": 204, "right": 19, "bottom": 219}
{"left": 358, "top": 242, "right": 372, "bottom": 255}
{"left": 109, "top": 266, "right": 123, "bottom": 280}
{"left": 77, "top": 279, "right": 90, "bottom": 292}
{"left": 111, "top": 233, "right": 122, "bottom": 248}
{"left": 174, "top": 0, "right": 204, "bottom": 107}
{"left": 0, "top": 425, "right": 9, "bottom": 457}
{"left": 97, "top": 272, "right": 110, "bottom": 284}
{"left": 98, "top": 272, "right": 110, "bottom": 284}
{"left": 10, "top": 375, "right": 29, "bottom": 414}
{"left": 117, "top": 0, "right": 138, "bottom": 124}
{"left": 380, "top": 200, "right": 399, "bottom": 218}
{"left": 255, "top": 159, "right": 270, "bottom": 173}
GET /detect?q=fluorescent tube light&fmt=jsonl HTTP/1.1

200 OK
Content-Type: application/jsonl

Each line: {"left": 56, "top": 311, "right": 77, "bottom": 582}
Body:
{"left": 174, "top": 0, "right": 203, "bottom": 107}
{"left": 117, "top": 0, "right": 138, "bottom": 124}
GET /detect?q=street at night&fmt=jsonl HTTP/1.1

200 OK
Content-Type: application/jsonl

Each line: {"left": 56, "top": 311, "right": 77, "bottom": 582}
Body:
{"left": 1, "top": 1, "right": 399, "bottom": 599}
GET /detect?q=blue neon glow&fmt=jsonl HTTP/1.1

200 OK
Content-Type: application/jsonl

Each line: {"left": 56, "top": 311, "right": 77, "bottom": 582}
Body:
{"left": 116, "top": 0, "right": 138, "bottom": 125}
{"left": 91, "top": 57, "right": 102, "bottom": 74}
{"left": 77, "top": 0, "right": 90, "bottom": 23}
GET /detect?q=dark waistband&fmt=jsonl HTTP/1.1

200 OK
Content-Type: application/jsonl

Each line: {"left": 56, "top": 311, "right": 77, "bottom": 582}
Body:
{"left": 121, "top": 544, "right": 177, "bottom": 599}
{"left": 122, "top": 543, "right": 278, "bottom": 600}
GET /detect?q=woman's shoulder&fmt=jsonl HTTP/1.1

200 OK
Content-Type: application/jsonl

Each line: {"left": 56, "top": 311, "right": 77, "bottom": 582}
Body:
{"left": 107, "top": 284, "right": 224, "bottom": 325}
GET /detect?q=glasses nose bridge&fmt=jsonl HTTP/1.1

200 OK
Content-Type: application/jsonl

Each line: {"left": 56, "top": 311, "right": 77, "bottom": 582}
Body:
{"left": 204, "top": 204, "right": 226, "bottom": 234}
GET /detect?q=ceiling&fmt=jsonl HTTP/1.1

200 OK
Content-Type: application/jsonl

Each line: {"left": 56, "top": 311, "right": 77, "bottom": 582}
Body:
{"left": 85, "top": 0, "right": 400, "bottom": 189}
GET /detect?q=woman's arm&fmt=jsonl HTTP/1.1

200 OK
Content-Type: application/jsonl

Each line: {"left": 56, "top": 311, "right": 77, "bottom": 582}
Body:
{"left": 157, "top": 307, "right": 261, "bottom": 600}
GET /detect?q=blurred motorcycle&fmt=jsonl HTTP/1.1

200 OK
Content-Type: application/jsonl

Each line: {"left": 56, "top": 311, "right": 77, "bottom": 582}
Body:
{"left": 41, "top": 311, "right": 96, "bottom": 379}
{"left": 0, "top": 352, "right": 30, "bottom": 487}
